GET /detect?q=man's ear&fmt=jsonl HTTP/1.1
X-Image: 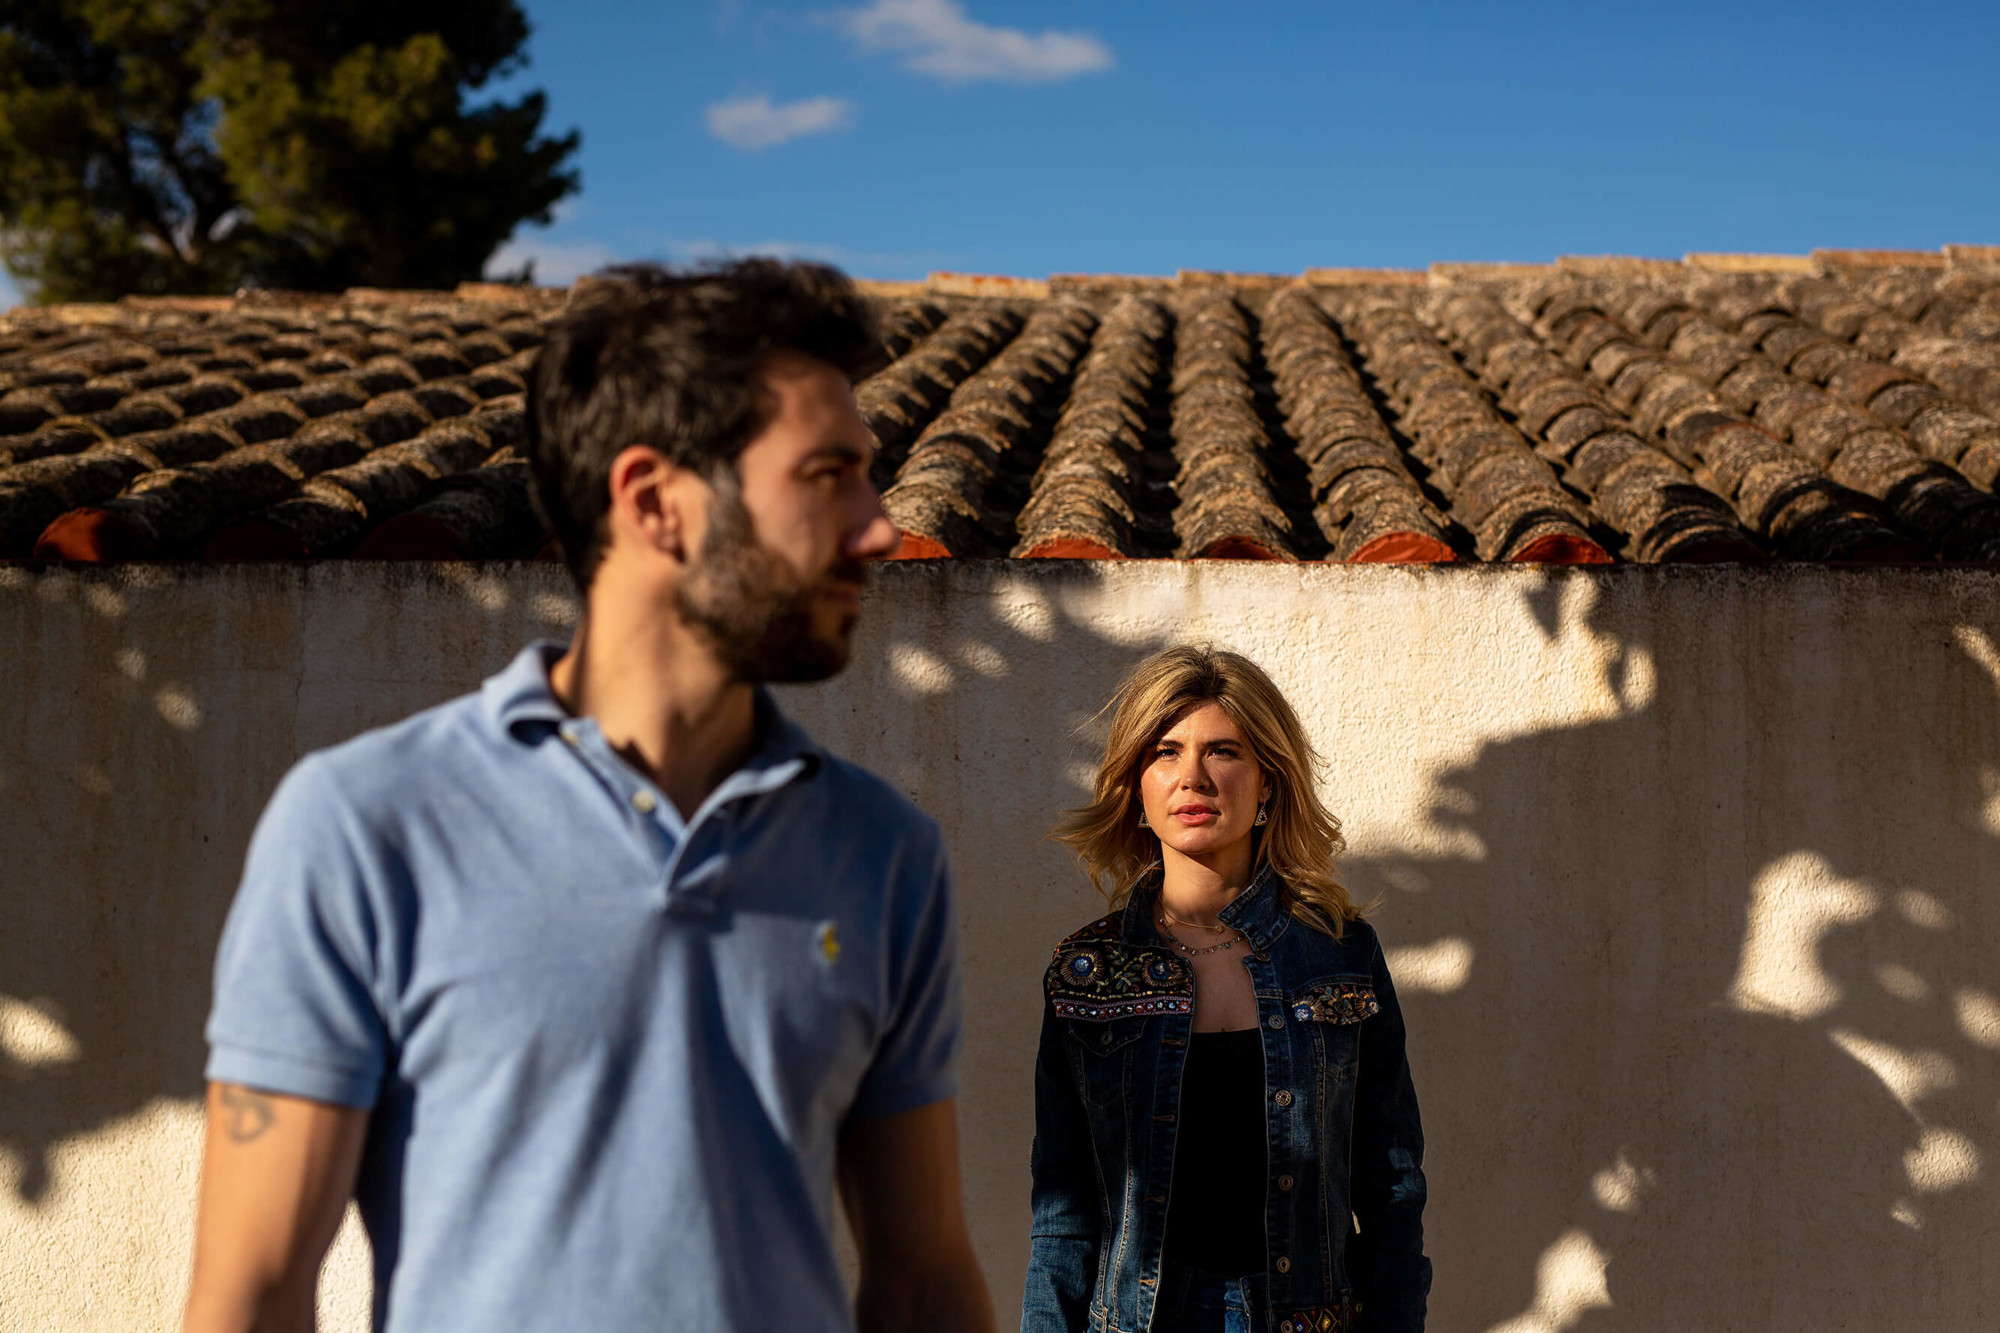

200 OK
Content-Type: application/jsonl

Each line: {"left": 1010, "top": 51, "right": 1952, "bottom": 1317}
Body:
{"left": 606, "top": 445, "right": 699, "bottom": 565}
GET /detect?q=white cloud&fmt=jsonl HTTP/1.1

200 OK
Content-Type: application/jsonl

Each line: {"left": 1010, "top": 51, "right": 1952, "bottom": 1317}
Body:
{"left": 483, "top": 235, "right": 621, "bottom": 286}
{"left": 836, "top": 0, "right": 1112, "bottom": 82}
{"left": 704, "top": 94, "right": 857, "bottom": 150}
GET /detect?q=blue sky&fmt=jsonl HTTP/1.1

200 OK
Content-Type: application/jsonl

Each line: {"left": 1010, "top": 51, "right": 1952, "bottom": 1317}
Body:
{"left": 7, "top": 1, "right": 1998, "bottom": 304}
{"left": 480, "top": 0, "right": 2000, "bottom": 285}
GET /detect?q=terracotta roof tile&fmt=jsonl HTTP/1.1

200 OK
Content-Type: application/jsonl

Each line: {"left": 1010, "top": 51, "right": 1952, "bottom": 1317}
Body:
{"left": 1428, "top": 288, "right": 1756, "bottom": 563}
{"left": 882, "top": 301, "right": 1096, "bottom": 558}
{"left": 1166, "top": 289, "right": 1296, "bottom": 560}
{"left": 857, "top": 303, "right": 1024, "bottom": 487}
{"left": 1328, "top": 289, "right": 1606, "bottom": 563}
{"left": 8, "top": 257, "right": 2000, "bottom": 565}
{"left": 1301, "top": 267, "right": 1428, "bottom": 288}
{"left": 1014, "top": 294, "right": 1168, "bottom": 558}
{"left": 350, "top": 448, "right": 543, "bottom": 561}
{"left": 1518, "top": 279, "right": 1920, "bottom": 561}
{"left": 204, "top": 401, "right": 521, "bottom": 559}
{"left": 1814, "top": 248, "right": 1949, "bottom": 269}
{"left": 1261, "top": 289, "right": 1452, "bottom": 562}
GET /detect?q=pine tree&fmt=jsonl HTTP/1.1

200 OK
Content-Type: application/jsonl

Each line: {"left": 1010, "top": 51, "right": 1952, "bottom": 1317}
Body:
{"left": 0, "top": 0, "right": 580, "bottom": 302}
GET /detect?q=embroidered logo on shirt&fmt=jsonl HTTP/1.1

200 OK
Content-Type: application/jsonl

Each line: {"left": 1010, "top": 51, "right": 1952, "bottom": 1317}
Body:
{"left": 817, "top": 921, "right": 840, "bottom": 966}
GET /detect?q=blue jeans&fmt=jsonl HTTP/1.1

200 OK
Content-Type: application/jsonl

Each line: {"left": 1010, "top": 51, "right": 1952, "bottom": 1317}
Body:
{"left": 1152, "top": 1262, "right": 1258, "bottom": 1333}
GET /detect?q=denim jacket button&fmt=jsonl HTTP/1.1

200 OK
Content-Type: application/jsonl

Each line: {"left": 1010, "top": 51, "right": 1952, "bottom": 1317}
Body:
{"left": 1266, "top": 1013, "right": 1283, "bottom": 1029}
{"left": 1274, "top": 1255, "right": 1291, "bottom": 1274}
{"left": 1278, "top": 1174, "right": 1294, "bottom": 1191}
{"left": 1273, "top": 1088, "right": 1294, "bottom": 1107}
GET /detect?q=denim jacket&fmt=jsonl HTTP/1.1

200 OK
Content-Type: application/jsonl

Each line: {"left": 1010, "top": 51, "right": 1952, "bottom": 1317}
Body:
{"left": 1022, "top": 866, "right": 1430, "bottom": 1333}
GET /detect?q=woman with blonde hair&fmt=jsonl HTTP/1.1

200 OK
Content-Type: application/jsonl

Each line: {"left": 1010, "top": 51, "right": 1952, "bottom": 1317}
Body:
{"left": 1021, "top": 645, "right": 1429, "bottom": 1333}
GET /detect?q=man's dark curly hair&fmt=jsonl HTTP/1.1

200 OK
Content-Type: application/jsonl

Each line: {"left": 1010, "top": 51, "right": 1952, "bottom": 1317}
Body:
{"left": 526, "top": 259, "right": 883, "bottom": 588}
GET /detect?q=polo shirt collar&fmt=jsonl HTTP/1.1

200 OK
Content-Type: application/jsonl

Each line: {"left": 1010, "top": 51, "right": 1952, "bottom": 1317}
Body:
{"left": 485, "top": 641, "right": 569, "bottom": 735}
{"left": 481, "top": 640, "right": 824, "bottom": 783}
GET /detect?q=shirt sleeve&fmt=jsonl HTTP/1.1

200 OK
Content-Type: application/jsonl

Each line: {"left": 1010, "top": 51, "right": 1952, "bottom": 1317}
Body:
{"left": 204, "top": 754, "right": 391, "bottom": 1108}
{"left": 848, "top": 821, "right": 963, "bottom": 1120}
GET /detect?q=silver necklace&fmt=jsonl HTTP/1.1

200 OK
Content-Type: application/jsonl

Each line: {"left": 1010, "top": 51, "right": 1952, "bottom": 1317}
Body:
{"left": 1157, "top": 911, "right": 1244, "bottom": 957}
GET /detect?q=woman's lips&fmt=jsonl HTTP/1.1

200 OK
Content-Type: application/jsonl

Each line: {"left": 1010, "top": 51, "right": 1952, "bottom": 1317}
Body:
{"left": 1171, "top": 807, "right": 1218, "bottom": 825}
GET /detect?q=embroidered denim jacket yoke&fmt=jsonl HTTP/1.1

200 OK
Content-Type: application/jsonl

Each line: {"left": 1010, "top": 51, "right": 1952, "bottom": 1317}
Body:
{"left": 1022, "top": 867, "right": 1430, "bottom": 1333}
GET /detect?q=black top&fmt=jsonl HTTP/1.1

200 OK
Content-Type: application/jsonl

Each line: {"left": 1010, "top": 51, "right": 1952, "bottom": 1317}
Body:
{"left": 1162, "top": 1027, "right": 1267, "bottom": 1276}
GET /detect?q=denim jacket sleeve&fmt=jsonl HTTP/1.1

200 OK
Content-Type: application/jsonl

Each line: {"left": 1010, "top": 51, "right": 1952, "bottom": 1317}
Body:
{"left": 1348, "top": 935, "right": 1432, "bottom": 1333}
{"left": 1021, "top": 996, "right": 1100, "bottom": 1333}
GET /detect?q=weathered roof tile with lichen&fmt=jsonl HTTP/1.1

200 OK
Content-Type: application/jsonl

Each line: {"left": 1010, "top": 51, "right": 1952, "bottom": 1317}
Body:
{"left": 5, "top": 249, "right": 2000, "bottom": 565}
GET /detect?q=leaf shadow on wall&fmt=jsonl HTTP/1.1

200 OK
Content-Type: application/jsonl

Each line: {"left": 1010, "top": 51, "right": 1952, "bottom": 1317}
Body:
{"left": 0, "top": 564, "right": 575, "bottom": 1205}
{"left": 1345, "top": 569, "right": 2000, "bottom": 1333}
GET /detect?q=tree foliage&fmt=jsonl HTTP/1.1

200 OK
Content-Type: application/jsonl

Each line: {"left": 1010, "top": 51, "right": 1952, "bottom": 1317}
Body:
{"left": 0, "top": 0, "right": 579, "bottom": 301}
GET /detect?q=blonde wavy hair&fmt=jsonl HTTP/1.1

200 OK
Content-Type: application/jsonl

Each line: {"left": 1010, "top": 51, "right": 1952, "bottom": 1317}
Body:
{"left": 1052, "top": 644, "right": 1360, "bottom": 936}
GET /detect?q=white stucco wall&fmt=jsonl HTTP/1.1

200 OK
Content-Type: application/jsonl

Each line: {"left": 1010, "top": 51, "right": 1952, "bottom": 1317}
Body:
{"left": 4, "top": 560, "right": 1997, "bottom": 1332}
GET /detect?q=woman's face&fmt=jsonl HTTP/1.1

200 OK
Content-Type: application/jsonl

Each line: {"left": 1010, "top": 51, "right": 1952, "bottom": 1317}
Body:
{"left": 1137, "top": 702, "right": 1269, "bottom": 861}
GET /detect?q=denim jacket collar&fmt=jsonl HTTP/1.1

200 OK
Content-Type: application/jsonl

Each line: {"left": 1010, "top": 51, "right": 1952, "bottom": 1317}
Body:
{"left": 1118, "top": 859, "right": 1292, "bottom": 952}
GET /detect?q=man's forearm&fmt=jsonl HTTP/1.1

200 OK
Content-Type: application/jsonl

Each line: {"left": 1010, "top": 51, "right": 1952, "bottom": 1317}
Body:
{"left": 855, "top": 1246, "right": 997, "bottom": 1333}
{"left": 838, "top": 1099, "right": 994, "bottom": 1333}
{"left": 183, "top": 1275, "right": 318, "bottom": 1333}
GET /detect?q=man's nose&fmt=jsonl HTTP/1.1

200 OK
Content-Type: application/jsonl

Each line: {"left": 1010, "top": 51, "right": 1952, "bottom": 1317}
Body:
{"left": 847, "top": 484, "right": 901, "bottom": 561}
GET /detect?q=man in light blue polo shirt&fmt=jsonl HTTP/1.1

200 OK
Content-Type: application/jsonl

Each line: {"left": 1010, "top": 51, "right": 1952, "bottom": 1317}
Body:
{"left": 183, "top": 261, "right": 996, "bottom": 1333}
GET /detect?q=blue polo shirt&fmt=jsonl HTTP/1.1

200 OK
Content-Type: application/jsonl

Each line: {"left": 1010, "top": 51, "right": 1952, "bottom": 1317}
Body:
{"left": 205, "top": 643, "right": 962, "bottom": 1333}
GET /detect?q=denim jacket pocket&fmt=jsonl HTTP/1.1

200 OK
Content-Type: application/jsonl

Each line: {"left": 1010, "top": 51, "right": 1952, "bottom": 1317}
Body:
{"left": 1289, "top": 979, "right": 1379, "bottom": 1025}
{"left": 1046, "top": 933, "right": 1191, "bottom": 1109}
{"left": 1064, "top": 1014, "right": 1149, "bottom": 1055}
{"left": 1289, "top": 978, "right": 1378, "bottom": 1080}
{"left": 1062, "top": 1015, "right": 1148, "bottom": 1107}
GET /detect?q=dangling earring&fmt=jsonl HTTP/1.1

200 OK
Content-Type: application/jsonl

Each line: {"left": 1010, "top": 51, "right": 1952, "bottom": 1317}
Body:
{"left": 1255, "top": 801, "right": 1268, "bottom": 826}
{"left": 1137, "top": 810, "right": 1150, "bottom": 828}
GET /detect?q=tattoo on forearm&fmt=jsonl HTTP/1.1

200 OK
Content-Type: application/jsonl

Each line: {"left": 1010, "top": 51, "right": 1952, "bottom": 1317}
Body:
{"left": 219, "top": 1085, "right": 277, "bottom": 1143}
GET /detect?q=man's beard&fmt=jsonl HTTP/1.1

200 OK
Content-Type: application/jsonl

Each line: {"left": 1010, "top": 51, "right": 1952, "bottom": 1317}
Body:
{"left": 674, "top": 484, "right": 867, "bottom": 684}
